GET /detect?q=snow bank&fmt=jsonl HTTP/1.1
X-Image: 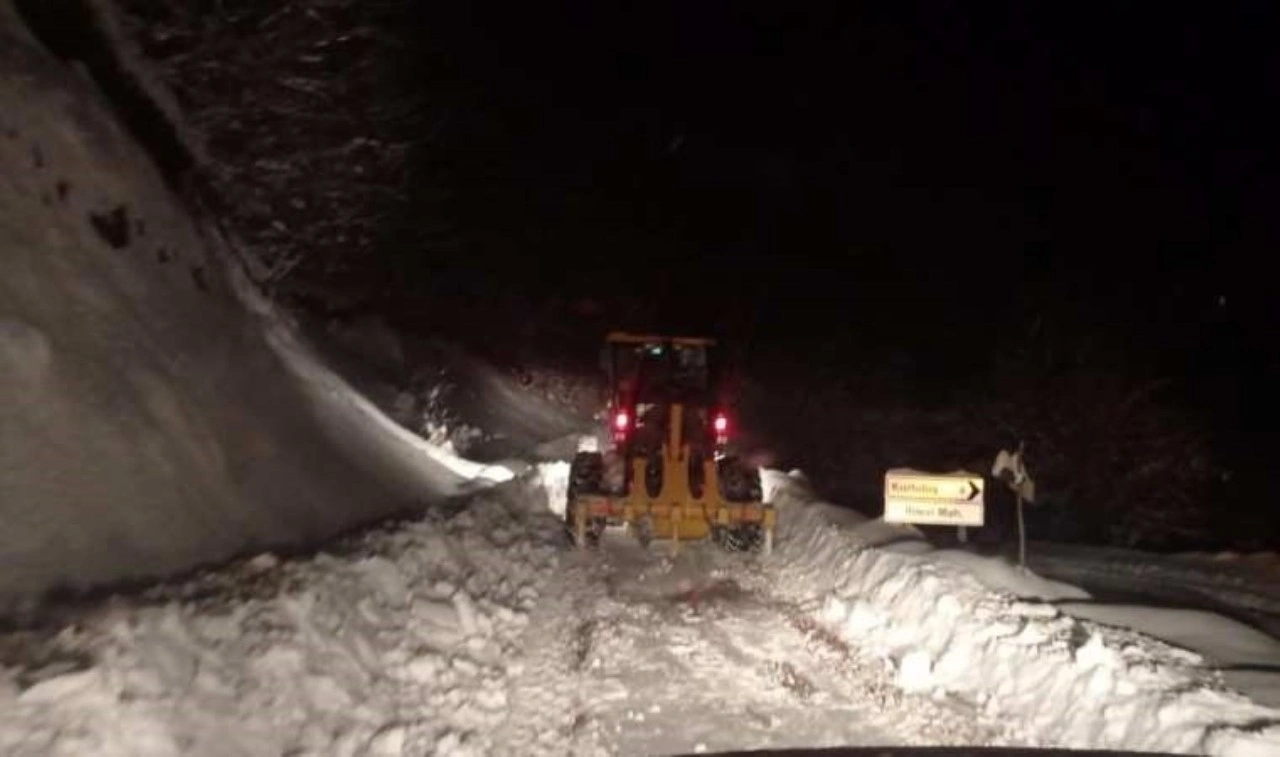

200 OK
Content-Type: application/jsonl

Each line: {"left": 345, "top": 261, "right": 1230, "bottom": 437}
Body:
{"left": 765, "top": 470, "right": 1280, "bottom": 756}
{"left": 1055, "top": 602, "right": 1280, "bottom": 709}
{"left": 261, "top": 315, "right": 514, "bottom": 488}
{"left": 928, "top": 549, "right": 1090, "bottom": 602}
{"left": 0, "top": 474, "right": 566, "bottom": 757}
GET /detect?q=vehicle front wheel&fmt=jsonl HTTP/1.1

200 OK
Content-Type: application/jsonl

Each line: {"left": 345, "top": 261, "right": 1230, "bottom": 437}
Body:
{"left": 566, "top": 451, "right": 604, "bottom": 546}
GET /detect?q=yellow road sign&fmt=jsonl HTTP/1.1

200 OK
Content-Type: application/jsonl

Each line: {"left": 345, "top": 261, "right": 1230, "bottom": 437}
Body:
{"left": 884, "top": 469, "right": 985, "bottom": 527}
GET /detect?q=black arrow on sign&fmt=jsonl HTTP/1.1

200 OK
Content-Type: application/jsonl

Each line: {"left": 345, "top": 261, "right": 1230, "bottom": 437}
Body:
{"left": 966, "top": 480, "right": 980, "bottom": 501}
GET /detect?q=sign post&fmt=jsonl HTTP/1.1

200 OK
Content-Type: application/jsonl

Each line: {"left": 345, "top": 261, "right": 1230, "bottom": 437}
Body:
{"left": 883, "top": 469, "right": 985, "bottom": 527}
{"left": 992, "top": 444, "right": 1035, "bottom": 569}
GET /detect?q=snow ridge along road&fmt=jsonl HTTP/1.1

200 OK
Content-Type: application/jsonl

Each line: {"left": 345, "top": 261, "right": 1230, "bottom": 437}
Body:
{"left": 762, "top": 470, "right": 1280, "bottom": 757}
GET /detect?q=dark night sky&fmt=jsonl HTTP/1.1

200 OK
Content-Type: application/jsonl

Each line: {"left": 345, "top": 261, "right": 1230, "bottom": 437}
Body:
{"left": 407, "top": 2, "right": 1275, "bottom": 377}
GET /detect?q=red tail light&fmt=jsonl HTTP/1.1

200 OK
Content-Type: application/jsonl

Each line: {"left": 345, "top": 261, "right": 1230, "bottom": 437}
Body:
{"left": 713, "top": 413, "right": 728, "bottom": 434}
{"left": 614, "top": 411, "right": 630, "bottom": 431}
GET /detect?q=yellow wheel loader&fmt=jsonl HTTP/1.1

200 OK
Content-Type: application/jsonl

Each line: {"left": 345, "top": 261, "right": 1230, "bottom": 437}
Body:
{"left": 566, "top": 332, "right": 775, "bottom": 553}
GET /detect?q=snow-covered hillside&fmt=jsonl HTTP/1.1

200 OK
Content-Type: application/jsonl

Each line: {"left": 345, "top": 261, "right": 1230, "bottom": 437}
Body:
{"left": 0, "top": 12, "right": 537, "bottom": 606}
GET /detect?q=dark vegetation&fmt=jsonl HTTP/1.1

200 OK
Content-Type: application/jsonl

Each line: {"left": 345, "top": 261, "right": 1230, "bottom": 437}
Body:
{"left": 109, "top": 0, "right": 438, "bottom": 310}
{"left": 742, "top": 299, "right": 1240, "bottom": 550}
{"left": 42, "top": 1, "right": 1277, "bottom": 551}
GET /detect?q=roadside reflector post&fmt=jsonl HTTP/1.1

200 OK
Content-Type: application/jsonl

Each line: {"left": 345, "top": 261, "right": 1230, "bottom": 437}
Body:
{"left": 1016, "top": 495, "right": 1025, "bottom": 568}
{"left": 764, "top": 526, "right": 774, "bottom": 555}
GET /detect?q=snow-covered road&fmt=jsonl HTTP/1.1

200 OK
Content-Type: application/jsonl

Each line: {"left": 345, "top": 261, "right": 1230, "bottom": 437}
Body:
{"left": 496, "top": 534, "right": 1002, "bottom": 756}
{"left": 0, "top": 473, "right": 1006, "bottom": 757}
{"left": 6, "top": 461, "right": 1277, "bottom": 756}
{"left": 5, "top": 464, "right": 1280, "bottom": 756}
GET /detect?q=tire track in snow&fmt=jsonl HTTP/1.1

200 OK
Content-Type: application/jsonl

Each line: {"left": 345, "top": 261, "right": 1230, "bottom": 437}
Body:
{"left": 491, "top": 549, "right": 612, "bottom": 756}
{"left": 516, "top": 536, "right": 1012, "bottom": 756}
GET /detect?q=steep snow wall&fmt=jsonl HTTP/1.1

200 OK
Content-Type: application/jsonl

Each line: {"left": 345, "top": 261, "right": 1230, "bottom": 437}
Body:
{"left": 0, "top": 10, "right": 466, "bottom": 604}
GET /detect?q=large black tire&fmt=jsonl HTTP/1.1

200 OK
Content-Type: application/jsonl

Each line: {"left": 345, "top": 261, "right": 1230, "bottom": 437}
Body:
{"left": 688, "top": 450, "right": 707, "bottom": 498}
{"left": 713, "top": 523, "right": 764, "bottom": 552}
{"left": 644, "top": 452, "right": 664, "bottom": 497}
{"left": 716, "top": 457, "right": 766, "bottom": 552}
{"left": 566, "top": 452, "right": 605, "bottom": 547}
{"left": 718, "top": 456, "right": 762, "bottom": 503}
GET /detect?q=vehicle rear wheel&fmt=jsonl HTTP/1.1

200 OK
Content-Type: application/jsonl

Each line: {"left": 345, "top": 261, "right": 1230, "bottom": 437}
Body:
{"left": 716, "top": 457, "right": 765, "bottom": 552}
{"left": 566, "top": 452, "right": 604, "bottom": 547}
{"left": 644, "top": 453, "right": 664, "bottom": 497}
{"left": 688, "top": 450, "right": 707, "bottom": 498}
{"left": 717, "top": 456, "right": 762, "bottom": 502}
{"left": 722, "top": 524, "right": 764, "bottom": 552}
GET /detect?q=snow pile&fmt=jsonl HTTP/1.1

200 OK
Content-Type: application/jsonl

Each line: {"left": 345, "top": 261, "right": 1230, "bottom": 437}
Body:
{"left": 0, "top": 475, "right": 566, "bottom": 757}
{"left": 262, "top": 315, "right": 514, "bottom": 488}
{"left": 536, "top": 460, "right": 571, "bottom": 518}
{"left": 764, "top": 470, "right": 1280, "bottom": 757}
{"left": 302, "top": 317, "right": 596, "bottom": 465}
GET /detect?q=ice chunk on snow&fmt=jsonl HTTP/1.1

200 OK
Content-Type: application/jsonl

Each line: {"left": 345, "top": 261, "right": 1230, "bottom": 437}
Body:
{"left": 413, "top": 599, "right": 463, "bottom": 645}
{"left": 897, "top": 650, "right": 933, "bottom": 693}
{"left": 476, "top": 686, "right": 508, "bottom": 711}
{"left": 18, "top": 669, "right": 103, "bottom": 704}
{"left": 1074, "top": 632, "right": 1115, "bottom": 670}
{"left": 303, "top": 674, "right": 355, "bottom": 712}
{"left": 433, "top": 730, "right": 481, "bottom": 757}
{"left": 245, "top": 552, "right": 280, "bottom": 573}
{"left": 405, "top": 653, "right": 444, "bottom": 682}
{"left": 357, "top": 556, "right": 410, "bottom": 605}
{"left": 367, "top": 723, "right": 408, "bottom": 755}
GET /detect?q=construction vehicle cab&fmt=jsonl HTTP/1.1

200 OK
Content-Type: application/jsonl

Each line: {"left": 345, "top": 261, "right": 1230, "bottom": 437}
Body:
{"left": 567, "top": 332, "right": 775, "bottom": 552}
